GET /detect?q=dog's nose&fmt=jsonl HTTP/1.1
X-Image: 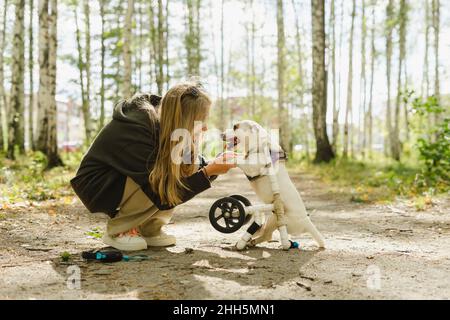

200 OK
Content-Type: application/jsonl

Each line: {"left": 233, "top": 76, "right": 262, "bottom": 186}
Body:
{"left": 233, "top": 124, "right": 239, "bottom": 131}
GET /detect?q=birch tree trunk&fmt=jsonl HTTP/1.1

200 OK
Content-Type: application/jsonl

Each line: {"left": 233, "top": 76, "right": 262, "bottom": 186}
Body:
{"left": 37, "top": 0, "right": 62, "bottom": 167}
{"left": 336, "top": 0, "right": 344, "bottom": 156}
{"left": 28, "top": 0, "right": 35, "bottom": 150}
{"left": 0, "top": 0, "right": 9, "bottom": 151}
{"left": 432, "top": 0, "right": 440, "bottom": 134}
{"left": 367, "top": 0, "right": 376, "bottom": 158}
{"left": 311, "top": 0, "right": 334, "bottom": 163}
{"left": 360, "top": 0, "right": 367, "bottom": 158}
{"left": 392, "top": 0, "right": 407, "bottom": 161}
{"left": 99, "top": 0, "right": 106, "bottom": 129}
{"left": 292, "top": 0, "right": 309, "bottom": 160}
{"left": 83, "top": 0, "right": 91, "bottom": 110}
{"left": 330, "top": 0, "right": 338, "bottom": 154}
{"left": 7, "top": 0, "right": 26, "bottom": 159}
{"left": 277, "top": 0, "right": 290, "bottom": 152}
{"left": 343, "top": 0, "right": 356, "bottom": 159}
{"left": 422, "top": 0, "right": 430, "bottom": 98}
{"left": 186, "top": 0, "right": 195, "bottom": 76}
{"left": 209, "top": 0, "right": 220, "bottom": 104}
{"left": 250, "top": 0, "right": 256, "bottom": 116}
{"left": 148, "top": 0, "right": 157, "bottom": 90}
{"left": 185, "top": 0, "right": 201, "bottom": 76}
{"left": 432, "top": 0, "right": 440, "bottom": 105}
{"left": 165, "top": 0, "right": 170, "bottom": 90}
{"left": 137, "top": 0, "right": 143, "bottom": 91}
{"left": 385, "top": 0, "right": 394, "bottom": 158}
{"left": 122, "top": 0, "right": 134, "bottom": 97}
{"left": 37, "top": 0, "right": 49, "bottom": 150}
{"left": 219, "top": 0, "right": 224, "bottom": 131}
{"left": 46, "top": 0, "right": 61, "bottom": 167}
{"left": 156, "top": 0, "right": 164, "bottom": 94}
{"left": 73, "top": 3, "right": 91, "bottom": 143}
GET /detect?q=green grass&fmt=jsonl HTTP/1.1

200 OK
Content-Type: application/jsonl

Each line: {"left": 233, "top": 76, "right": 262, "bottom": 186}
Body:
{"left": 288, "top": 156, "right": 448, "bottom": 204}
{"left": 85, "top": 227, "right": 103, "bottom": 239}
{"left": 0, "top": 151, "right": 82, "bottom": 205}
{"left": 60, "top": 251, "right": 71, "bottom": 262}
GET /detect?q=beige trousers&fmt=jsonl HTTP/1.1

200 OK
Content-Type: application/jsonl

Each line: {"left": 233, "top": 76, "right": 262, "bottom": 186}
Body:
{"left": 107, "top": 177, "right": 174, "bottom": 237}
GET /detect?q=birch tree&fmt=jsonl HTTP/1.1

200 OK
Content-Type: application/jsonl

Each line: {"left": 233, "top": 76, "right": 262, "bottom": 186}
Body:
{"left": 73, "top": 1, "right": 92, "bottom": 143}
{"left": 249, "top": 0, "right": 256, "bottom": 116}
{"left": 36, "top": 0, "right": 49, "bottom": 147}
{"left": 148, "top": 0, "right": 157, "bottom": 90}
{"left": 422, "top": 0, "right": 430, "bottom": 98}
{"left": 432, "top": 0, "right": 440, "bottom": 105}
{"left": 219, "top": 0, "right": 224, "bottom": 130}
{"left": 277, "top": 0, "right": 290, "bottom": 152}
{"left": 392, "top": 0, "right": 408, "bottom": 161}
{"left": 330, "top": 0, "right": 338, "bottom": 154}
{"left": 367, "top": 0, "right": 376, "bottom": 158}
{"left": 292, "top": 0, "right": 310, "bottom": 159}
{"left": 311, "top": 0, "right": 334, "bottom": 163}
{"left": 165, "top": 0, "right": 170, "bottom": 90}
{"left": 28, "top": 0, "right": 35, "bottom": 150}
{"left": 0, "top": 0, "right": 9, "bottom": 151}
{"left": 7, "top": 0, "right": 26, "bottom": 159}
{"left": 185, "top": 0, "right": 201, "bottom": 76}
{"left": 336, "top": 0, "right": 344, "bottom": 156}
{"left": 343, "top": 0, "right": 356, "bottom": 158}
{"left": 122, "top": 0, "right": 134, "bottom": 97}
{"left": 99, "top": 0, "right": 106, "bottom": 129}
{"left": 136, "top": 0, "right": 143, "bottom": 91}
{"left": 385, "top": 0, "right": 395, "bottom": 158}
{"left": 431, "top": 0, "right": 441, "bottom": 139}
{"left": 157, "top": 0, "right": 164, "bottom": 94}
{"left": 83, "top": 0, "right": 91, "bottom": 111}
{"left": 37, "top": 0, "right": 62, "bottom": 167}
{"left": 360, "top": 0, "right": 367, "bottom": 157}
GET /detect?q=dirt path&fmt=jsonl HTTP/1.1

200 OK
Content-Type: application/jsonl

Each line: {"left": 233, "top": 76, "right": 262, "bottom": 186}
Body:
{"left": 1, "top": 168, "right": 449, "bottom": 299}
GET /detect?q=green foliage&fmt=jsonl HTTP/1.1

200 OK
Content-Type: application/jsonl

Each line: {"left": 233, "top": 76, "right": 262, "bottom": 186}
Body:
{"left": 289, "top": 157, "right": 448, "bottom": 204}
{"left": 416, "top": 119, "right": 449, "bottom": 184}
{"left": 411, "top": 96, "right": 449, "bottom": 189}
{"left": 0, "top": 151, "right": 81, "bottom": 204}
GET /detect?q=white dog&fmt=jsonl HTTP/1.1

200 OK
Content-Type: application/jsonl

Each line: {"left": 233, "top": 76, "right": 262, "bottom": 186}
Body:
{"left": 223, "top": 120, "right": 326, "bottom": 249}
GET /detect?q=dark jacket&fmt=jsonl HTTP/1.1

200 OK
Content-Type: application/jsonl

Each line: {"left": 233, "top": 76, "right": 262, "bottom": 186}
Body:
{"left": 70, "top": 102, "right": 212, "bottom": 217}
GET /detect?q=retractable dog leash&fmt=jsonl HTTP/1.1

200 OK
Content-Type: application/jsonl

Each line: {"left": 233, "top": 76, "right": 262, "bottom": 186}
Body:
{"left": 81, "top": 250, "right": 150, "bottom": 263}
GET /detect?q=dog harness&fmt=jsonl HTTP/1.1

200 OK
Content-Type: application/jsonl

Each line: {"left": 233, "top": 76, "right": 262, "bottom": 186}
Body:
{"left": 245, "top": 149, "right": 288, "bottom": 182}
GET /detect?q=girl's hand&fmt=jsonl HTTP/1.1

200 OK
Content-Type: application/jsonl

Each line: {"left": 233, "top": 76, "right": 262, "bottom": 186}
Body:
{"left": 204, "top": 152, "right": 238, "bottom": 176}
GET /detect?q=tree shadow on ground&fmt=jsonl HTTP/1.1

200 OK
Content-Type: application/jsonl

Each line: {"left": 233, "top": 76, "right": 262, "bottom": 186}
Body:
{"left": 51, "top": 244, "right": 320, "bottom": 299}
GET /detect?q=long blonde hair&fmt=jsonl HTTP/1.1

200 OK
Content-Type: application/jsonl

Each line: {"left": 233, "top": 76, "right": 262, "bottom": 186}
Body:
{"left": 149, "top": 82, "right": 211, "bottom": 206}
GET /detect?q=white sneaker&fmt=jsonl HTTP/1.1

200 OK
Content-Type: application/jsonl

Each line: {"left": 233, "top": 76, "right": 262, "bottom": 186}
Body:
{"left": 143, "top": 231, "right": 176, "bottom": 247}
{"left": 102, "top": 233, "right": 148, "bottom": 251}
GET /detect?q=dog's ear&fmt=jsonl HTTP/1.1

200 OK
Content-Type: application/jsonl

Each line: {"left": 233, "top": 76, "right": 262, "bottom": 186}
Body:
{"left": 149, "top": 94, "right": 162, "bottom": 107}
{"left": 250, "top": 122, "right": 262, "bottom": 133}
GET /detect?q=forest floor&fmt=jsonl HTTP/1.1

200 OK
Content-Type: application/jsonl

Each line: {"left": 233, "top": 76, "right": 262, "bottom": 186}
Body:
{"left": 0, "top": 168, "right": 449, "bottom": 300}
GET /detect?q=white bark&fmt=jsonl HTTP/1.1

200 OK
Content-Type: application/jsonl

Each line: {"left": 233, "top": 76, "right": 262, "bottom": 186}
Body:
{"left": 343, "top": 0, "right": 356, "bottom": 158}
{"left": 8, "top": 0, "right": 26, "bottom": 158}
{"left": 0, "top": 0, "right": 9, "bottom": 150}
{"left": 122, "top": 0, "right": 134, "bottom": 97}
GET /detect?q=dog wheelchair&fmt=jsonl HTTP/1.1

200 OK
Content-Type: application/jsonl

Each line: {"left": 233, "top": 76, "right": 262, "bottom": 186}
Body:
{"left": 209, "top": 195, "right": 299, "bottom": 250}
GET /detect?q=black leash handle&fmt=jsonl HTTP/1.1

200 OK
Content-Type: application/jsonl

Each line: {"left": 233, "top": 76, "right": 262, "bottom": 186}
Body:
{"left": 82, "top": 250, "right": 123, "bottom": 263}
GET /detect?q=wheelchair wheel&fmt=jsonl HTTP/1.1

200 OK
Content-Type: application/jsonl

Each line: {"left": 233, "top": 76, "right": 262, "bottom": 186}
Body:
{"left": 209, "top": 197, "right": 246, "bottom": 234}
